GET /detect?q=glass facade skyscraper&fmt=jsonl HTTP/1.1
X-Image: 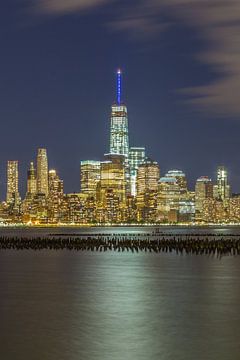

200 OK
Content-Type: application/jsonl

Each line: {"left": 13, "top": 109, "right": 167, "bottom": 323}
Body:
{"left": 109, "top": 70, "right": 130, "bottom": 194}
{"left": 37, "top": 148, "right": 49, "bottom": 195}
{"left": 129, "top": 147, "right": 145, "bottom": 196}
{"left": 80, "top": 160, "right": 100, "bottom": 195}
{"left": 216, "top": 166, "right": 230, "bottom": 200}
{"left": 27, "top": 162, "right": 37, "bottom": 196}
{"left": 109, "top": 70, "right": 129, "bottom": 159}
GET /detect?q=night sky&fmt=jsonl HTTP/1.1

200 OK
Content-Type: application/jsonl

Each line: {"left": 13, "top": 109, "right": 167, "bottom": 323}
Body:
{"left": 1, "top": 0, "right": 240, "bottom": 199}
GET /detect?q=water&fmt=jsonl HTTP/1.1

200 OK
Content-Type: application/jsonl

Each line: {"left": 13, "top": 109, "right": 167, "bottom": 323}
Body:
{"left": 0, "top": 227, "right": 240, "bottom": 360}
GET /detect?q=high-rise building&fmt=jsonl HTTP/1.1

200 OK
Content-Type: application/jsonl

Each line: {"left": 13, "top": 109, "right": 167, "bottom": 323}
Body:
{"left": 165, "top": 170, "right": 188, "bottom": 193}
{"left": 6, "top": 161, "right": 20, "bottom": 204}
{"left": 215, "top": 166, "right": 230, "bottom": 201}
{"left": 157, "top": 177, "right": 181, "bottom": 219}
{"left": 129, "top": 147, "right": 145, "bottom": 196}
{"left": 136, "top": 158, "right": 160, "bottom": 221}
{"left": 98, "top": 154, "right": 126, "bottom": 204}
{"left": 195, "top": 176, "right": 213, "bottom": 214}
{"left": 80, "top": 160, "right": 100, "bottom": 195}
{"left": 48, "top": 169, "right": 64, "bottom": 222}
{"left": 109, "top": 70, "right": 129, "bottom": 158}
{"left": 137, "top": 158, "right": 160, "bottom": 195}
{"left": 97, "top": 154, "right": 126, "bottom": 223}
{"left": 27, "top": 162, "right": 37, "bottom": 195}
{"left": 37, "top": 148, "right": 48, "bottom": 195}
{"left": 109, "top": 70, "right": 130, "bottom": 194}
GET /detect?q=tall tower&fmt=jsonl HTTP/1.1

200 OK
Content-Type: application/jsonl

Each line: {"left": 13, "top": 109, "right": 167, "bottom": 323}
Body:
{"left": 37, "top": 148, "right": 48, "bottom": 195}
{"left": 110, "top": 70, "right": 129, "bottom": 158}
{"left": 216, "top": 166, "right": 230, "bottom": 200}
{"left": 129, "top": 147, "right": 145, "bottom": 196}
{"left": 27, "top": 162, "right": 37, "bottom": 195}
{"left": 7, "top": 160, "right": 20, "bottom": 204}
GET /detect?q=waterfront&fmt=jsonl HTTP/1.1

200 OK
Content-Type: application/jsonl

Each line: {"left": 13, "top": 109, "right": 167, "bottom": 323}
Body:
{"left": 0, "top": 227, "right": 240, "bottom": 359}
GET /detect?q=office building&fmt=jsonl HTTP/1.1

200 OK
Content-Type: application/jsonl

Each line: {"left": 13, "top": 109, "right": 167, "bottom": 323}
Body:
{"left": 6, "top": 160, "right": 20, "bottom": 204}
{"left": 129, "top": 147, "right": 145, "bottom": 196}
{"left": 80, "top": 160, "right": 100, "bottom": 195}
{"left": 37, "top": 148, "right": 48, "bottom": 195}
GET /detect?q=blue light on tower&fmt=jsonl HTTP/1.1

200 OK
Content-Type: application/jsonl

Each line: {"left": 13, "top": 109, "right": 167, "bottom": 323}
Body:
{"left": 117, "top": 69, "right": 122, "bottom": 105}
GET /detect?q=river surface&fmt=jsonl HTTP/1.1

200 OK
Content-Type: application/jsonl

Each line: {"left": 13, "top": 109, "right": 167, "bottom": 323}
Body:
{"left": 0, "top": 226, "right": 240, "bottom": 360}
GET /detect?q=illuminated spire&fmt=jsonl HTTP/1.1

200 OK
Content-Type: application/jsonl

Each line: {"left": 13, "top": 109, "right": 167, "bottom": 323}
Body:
{"left": 116, "top": 69, "right": 122, "bottom": 105}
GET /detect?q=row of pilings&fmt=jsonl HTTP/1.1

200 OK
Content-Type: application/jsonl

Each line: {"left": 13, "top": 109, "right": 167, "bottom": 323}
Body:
{"left": 0, "top": 234, "right": 240, "bottom": 256}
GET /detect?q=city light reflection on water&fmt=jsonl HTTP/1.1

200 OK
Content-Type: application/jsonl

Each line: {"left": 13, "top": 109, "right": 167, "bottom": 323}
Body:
{"left": 0, "top": 240, "right": 240, "bottom": 360}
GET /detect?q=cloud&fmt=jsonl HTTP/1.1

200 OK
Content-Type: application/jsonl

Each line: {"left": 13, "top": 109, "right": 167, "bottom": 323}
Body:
{"left": 31, "top": 0, "right": 240, "bottom": 116}
{"left": 33, "top": 0, "right": 111, "bottom": 14}
{"left": 111, "top": 0, "right": 240, "bottom": 116}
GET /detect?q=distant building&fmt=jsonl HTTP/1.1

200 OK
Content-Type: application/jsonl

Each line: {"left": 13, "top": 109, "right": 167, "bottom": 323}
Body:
{"left": 157, "top": 176, "right": 180, "bottom": 222}
{"left": 165, "top": 170, "right": 188, "bottom": 193}
{"left": 215, "top": 166, "right": 230, "bottom": 201}
{"left": 48, "top": 169, "right": 64, "bottom": 222}
{"left": 136, "top": 158, "right": 160, "bottom": 222}
{"left": 129, "top": 147, "right": 145, "bottom": 196}
{"left": 6, "top": 160, "right": 20, "bottom": 205}
{"left": 109, "top": 70, "right": 129, "bottom": 158}
{"left": 202, "top": 198, "right": 228, "bottom": 223}
{"left": 137, "top": 158, "right": 160, "bottom": 196}
{"left": 97, "top": 154, "right": 126, "bottom": 223}
{"left": 195, "top": 176, "right": 213, "bottom": 217}
{"left": 27, "top": 162, "right": 37, "bottom": 196}
{"left": 109, "top": 70, "right": 130, "bottom": 194}
{"left": 37, "top": 148, "right": 48, "bottom": 195}
{"left": 80, "top": 160, "right": 100, "bottom": 195}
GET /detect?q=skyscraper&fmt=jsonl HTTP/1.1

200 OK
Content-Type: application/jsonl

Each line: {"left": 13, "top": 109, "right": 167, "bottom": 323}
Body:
{"left": 27, "top": 162, "right": 37, "bottom": 195}
{"left": 158, "top": 175, "right": 181, "bottom": 218}
{"left": 6, "top": 161, "right": 20, "bottom": 204}
{"left": 137, "top": 158, "right": 160, "bottom": 195}
{"left": 136, "top": 158, "right": 160, "bottom": 222}
{"left": 109, "top": 70, "right": 129, "bottom": 158}
{"left": 129, "top": 147, "right": 145, "bottom": 196}
{"left": 97, "top": 154, "right": 126, "bottom": 223}
{"left": 195, "top": 176, "right": 213, "bottom": 213}
{"left": 80, "top": 160, "right": 100, "bottom": 195}
{"left": 215, "top": 166, "right": 230, "bottom": 201}
{"left": 37, "top": 148, "right": 48, "bottom": 195}
{"left": 48, "top": 169, "right": 64, "bottom": 222}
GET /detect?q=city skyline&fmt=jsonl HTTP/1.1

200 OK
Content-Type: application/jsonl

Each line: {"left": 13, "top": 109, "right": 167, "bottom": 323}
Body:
{"left": 1, "top": 1, "right": 240, "bottom": 199}
{"left": 1, "top": 70, "right": 238, "bottom": 225}
{"left": 1, "top": 70, "right": 238, "bottom": 201}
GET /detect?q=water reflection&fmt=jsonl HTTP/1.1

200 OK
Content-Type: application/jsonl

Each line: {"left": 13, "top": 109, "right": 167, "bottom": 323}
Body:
{"left": 0, "top": 251, "right": 240, "bottom": 360}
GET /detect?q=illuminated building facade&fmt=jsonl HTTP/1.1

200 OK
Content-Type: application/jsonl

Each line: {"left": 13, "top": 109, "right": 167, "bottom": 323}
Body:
{"left": 157, "top": 177, "right": 180, "bottom": 222}
{"left": 216, "top": 166, "right": 230, "bottom": 201}
{"left": 202, "top": 198, "right": 228, "bottom": 223}
{"left": 129, "top": 147, "right": 145, "bottom": 196}
{"left": 80, "top": 160, "right": 100, "bottom": 195}
{"left": 27, "top": 162, "right": 37, "bottom": 195}
{"left": 6, "top": 160, "right": 20, "bottom": 205}
{"left": 37, "top": 148, "right": 48, "bottom": 195}
{"left": 165, "top": 170, "right": 188, "bottom": 193}
{"left": 110, "top": 70, "right": 129, "bottom": 158}
{"left": 136, "top": 158, "right": 160, "bottom": 222}
{"left": 137, "top": 158, "right": 160, "bottom": 195}
{"left": 97, "top": 154, "right": 126, "bottom": 223}
{"left": 48, "top": 169, "right": 64, "bottom": 222}
{"left": 195, "top": 176, "right": 213, "bottom": 219}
